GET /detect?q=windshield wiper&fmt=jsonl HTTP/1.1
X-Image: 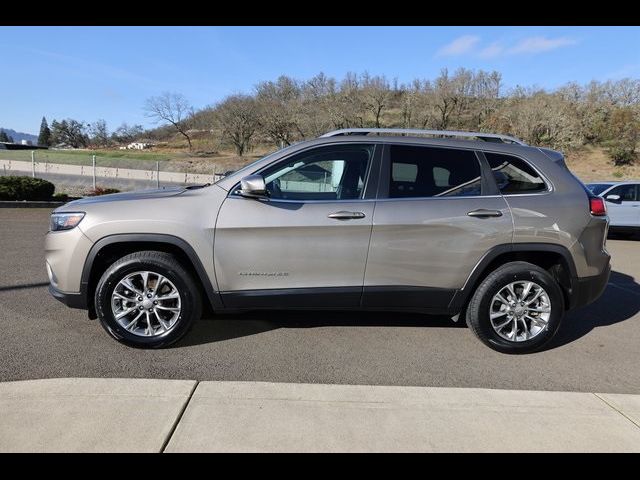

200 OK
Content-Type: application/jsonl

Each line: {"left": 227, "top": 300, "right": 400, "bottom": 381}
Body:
{"left": 185, "top": 183, "right": 211, "bottom": 190}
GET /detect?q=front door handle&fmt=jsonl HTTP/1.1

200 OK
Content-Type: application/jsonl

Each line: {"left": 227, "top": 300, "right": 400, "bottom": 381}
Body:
{"left": 467, "top": 209, "right": 503, "bottom": 218}
{"left": 328, "top": 211, "right": 366, "bottom": 220}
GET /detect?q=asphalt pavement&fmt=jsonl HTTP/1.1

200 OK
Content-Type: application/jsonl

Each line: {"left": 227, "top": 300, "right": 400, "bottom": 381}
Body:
{"left": 1, "top": 208, "right": 639, "bottom": 393}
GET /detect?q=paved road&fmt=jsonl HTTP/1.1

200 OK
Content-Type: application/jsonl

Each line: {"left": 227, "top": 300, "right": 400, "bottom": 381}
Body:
{"left": 1, "top": 208, "right": 639, "bottom": 393}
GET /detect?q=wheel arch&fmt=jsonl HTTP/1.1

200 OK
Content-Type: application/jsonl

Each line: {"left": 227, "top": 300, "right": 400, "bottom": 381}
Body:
{"left": 81, "top": 234, "right": 222, "bottom": 318}
{"left": 450, "top": 243, "right": 578, "bottom": 315}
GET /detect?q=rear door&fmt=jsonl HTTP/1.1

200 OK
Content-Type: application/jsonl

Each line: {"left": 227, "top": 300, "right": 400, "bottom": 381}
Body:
{"left": 363, "top": 143, "right": 513, "bottom": 312}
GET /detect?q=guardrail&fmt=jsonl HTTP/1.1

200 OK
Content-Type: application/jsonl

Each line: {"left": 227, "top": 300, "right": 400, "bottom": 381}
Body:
{"left": 0, "top": 159, "right": 224, "bottom": 187}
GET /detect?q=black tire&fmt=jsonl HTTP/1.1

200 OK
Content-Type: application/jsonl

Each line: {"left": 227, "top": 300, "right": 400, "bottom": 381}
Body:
{"left": 94, "top": 251, "right": 202, "bottom": 348}
{"left": 465, "top": 261, "right": 564, "bottom": 354}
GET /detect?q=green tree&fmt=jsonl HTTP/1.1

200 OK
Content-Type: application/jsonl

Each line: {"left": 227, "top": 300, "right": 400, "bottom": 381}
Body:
{"left": 50, "top": 118, "right": 89, "bottom": 148}
{"left": 0, "top": 131, "right": 14, "bottom": 142}
{"left": 38, "top": 117, "right": 52, "bottom": 146}
{"left": 604, "top": 108, "right": 639, "bottom": 166}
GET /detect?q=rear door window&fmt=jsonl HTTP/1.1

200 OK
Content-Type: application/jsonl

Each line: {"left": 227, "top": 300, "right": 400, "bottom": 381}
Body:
{"left": 388, "top": 145, "right": 482, "bottom": 198}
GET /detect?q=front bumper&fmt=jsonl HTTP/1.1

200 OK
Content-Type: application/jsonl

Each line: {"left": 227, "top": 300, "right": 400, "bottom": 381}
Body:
{"left": 44, "top": 228, "right": 93, "bottom": 294}
{"left": 49, "top": 283, "right": 87, "bottom": 310}
{"left": 569, "top": 262, "right": 611, "bottom": 310}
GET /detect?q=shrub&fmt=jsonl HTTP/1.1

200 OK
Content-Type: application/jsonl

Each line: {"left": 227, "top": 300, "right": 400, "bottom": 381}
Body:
{"left": 52, "top": 192, "right": 69, "bottom": 201}
{"left": 0, "top": 176, "right": 55, "bottom": 201}
{"left": 86, "top": 186, "right": 121, "bottom": 196}
{"left": 607, "top": 142, "right": 637, "bottom": 166}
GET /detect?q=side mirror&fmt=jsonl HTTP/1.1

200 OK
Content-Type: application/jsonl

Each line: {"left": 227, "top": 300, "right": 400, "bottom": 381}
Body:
{"left": 239, "top": 174, "right": 268, "bottom": 199}
{"left": 605, "top": 194, "right": 621, "bottom": 203}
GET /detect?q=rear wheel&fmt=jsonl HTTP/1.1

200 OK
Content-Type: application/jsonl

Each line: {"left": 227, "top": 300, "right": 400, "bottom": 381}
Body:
{"left": 94, "top": 251, "right": 202, "bottom": 348}
{"left": 465, "top": 261, "right": 564, "bottom": 354}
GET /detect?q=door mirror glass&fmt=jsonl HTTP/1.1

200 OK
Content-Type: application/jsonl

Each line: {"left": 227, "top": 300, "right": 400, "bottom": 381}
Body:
{"left": 239, "top": 174, "right": 267, "bottom": 198}
{"left": 605, "top": 194, "right": 621, "bottom": 203}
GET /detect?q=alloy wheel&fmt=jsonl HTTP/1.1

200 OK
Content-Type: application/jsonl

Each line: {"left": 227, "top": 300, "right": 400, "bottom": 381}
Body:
{"left": 110, "top": 270, "right": 182, "bottom": 337}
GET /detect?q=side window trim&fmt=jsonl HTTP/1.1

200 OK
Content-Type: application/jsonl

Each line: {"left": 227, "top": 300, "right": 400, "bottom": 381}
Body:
{"left": 229, "top": 143, "right": 382, "bottom": 202}
{"left": 475, "top": 150, "right": 501, "bottom": 196}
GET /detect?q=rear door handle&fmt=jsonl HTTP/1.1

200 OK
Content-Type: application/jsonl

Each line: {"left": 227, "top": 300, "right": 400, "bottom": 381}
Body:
{"left": 467, "top": 209, "right": 503, "bottom": 218}
{"left": 328, "top": 211, "right": 366, "bottom": 220}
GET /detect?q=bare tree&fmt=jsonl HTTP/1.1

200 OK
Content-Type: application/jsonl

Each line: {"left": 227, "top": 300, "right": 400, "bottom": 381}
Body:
{"left": 145, "top": 92, "right": 194, "bottom": 150}
{"left": 177, "top": 70, "right": 640, "bottom": 163}
{"left": 111, "top": 123, "right": 145, "bottom": 144}
{"left": 88, "top": 119, "right": 110, "bottom": 147}
{"left": 216, "top": 95, "right": 260, "bottom": 156}
{"left": 299, "top": 73, "right": 336, "bottom": 137}
{"left": 255, "top": 76, "right": 302, "bottom": 146}
{"left": 361, "top": 74, "right": 391, "bottom": 128}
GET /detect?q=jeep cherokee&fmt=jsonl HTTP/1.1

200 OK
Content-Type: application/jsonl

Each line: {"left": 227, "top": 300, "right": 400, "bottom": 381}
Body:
{"left": 45, "top": 128, "right": 611, "bottom": 353}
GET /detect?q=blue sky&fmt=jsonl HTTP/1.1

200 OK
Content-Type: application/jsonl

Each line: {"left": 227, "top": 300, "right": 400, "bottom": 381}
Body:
{"left": 1, "top": 26, "right": 639, "bottom": 134}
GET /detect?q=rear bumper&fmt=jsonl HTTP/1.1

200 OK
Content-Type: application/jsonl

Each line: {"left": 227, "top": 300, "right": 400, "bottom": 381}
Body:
{"left": 569, "top": 262, "right": 611, "bottom": 310}
{"left": 49, "top": 284, "right": 87, "bottom": 310}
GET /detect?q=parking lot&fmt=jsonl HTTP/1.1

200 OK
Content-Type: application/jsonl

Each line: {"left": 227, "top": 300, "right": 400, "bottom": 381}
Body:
{"left": 0, "top": 207, "right": 639, "bottom": 393}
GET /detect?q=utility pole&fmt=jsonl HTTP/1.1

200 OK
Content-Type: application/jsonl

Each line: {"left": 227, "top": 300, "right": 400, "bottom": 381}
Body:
{"left": 156, "top": 161, "right": 160, "bottom": 188}
{"left": 92, "top": 155, "right": 96, "bottom": 189}
{"left": 31, "top": 151, "right": 35, "bottom": 178}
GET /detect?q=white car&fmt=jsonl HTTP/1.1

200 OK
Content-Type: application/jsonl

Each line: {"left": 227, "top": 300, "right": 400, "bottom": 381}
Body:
{"left": 587, "top": 181, "right": 640, "bottom": 231}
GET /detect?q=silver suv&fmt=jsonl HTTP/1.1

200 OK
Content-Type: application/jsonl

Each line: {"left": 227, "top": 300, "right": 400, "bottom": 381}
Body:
{"left": 45, "top": 128, "right": 611, "bottom": 353}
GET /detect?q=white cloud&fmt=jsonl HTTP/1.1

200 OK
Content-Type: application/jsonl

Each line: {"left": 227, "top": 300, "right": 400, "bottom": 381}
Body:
{"left": 437, "top": 35, "right": 480, "bottom": 56}
{"left": 507, "top": 36, "right": 578, "bottom": 55}
{"left": 478, "top": 42, "right": 504, "bottom": 59}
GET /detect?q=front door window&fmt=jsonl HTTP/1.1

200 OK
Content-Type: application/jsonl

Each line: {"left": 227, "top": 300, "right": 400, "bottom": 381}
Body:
{"left": 261, "top": 144, "right": 374, "bottom": 201}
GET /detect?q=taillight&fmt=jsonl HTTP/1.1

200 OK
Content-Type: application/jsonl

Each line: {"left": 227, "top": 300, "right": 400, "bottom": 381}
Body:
{"left": 590, "top": 197, "right": 607, "bottom": 216}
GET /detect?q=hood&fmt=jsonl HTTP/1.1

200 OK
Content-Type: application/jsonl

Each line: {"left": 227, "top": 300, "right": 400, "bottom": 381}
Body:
{"left": 57, "top": 186, "right": 187, "bottom": 210}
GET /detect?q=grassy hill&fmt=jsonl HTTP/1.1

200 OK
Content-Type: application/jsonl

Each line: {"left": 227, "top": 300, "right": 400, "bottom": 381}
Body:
{"left": 565, "top": 146, "right": 640, "bottom": 182}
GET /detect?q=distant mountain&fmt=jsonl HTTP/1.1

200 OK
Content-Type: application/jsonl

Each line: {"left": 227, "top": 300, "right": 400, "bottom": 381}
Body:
{"left": 0, "top": 127, "right": 38, "bottom": 144}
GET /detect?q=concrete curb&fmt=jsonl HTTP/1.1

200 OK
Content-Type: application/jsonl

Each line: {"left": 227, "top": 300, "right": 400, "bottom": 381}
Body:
{"left": 2, "top": 378, "right": 640, "bottom": 452}
{"left": 0, "top": 201, "right": 67, "bottom": 208}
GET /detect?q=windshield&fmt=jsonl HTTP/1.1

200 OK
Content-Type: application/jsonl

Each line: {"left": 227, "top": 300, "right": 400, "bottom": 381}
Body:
{"left": 223, "top": 143, "right": 301, "bottom": 180}
{"left": 586, "top": 183, "right": 612, "bottom": 196}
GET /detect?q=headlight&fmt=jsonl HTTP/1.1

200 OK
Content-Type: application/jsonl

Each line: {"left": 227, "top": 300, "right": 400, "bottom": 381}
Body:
{"left": 50, "top": 212, "right": 85, "bottom": 232}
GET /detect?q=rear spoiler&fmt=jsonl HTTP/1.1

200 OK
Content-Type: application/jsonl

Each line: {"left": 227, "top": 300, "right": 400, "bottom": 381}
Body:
{"left": 538, "top": 147, "right": 567, "bottom": 167}
{"left": 538, "top": 147, "right": 597, "bottom": 198}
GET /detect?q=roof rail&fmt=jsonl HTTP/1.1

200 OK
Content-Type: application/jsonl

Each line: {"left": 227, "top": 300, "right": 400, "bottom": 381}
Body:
{"left": 319, "top": 128, "right": 527, "bottom": 146}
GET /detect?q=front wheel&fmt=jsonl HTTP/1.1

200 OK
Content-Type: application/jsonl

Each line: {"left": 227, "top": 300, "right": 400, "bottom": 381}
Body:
{"left": 94, "top": 251, "right": 202, "bottom": 348}
{"left": 465, "top": 261, "right": 564, "bottom": 354}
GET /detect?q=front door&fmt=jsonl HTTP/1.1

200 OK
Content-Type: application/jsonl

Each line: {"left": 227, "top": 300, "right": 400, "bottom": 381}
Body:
{"left": 605, "top": 184, "right": 640, "bottom": 227}
{"left": 363, "top": 143, "right": 513, "bottom": 312}
{"left": 214, "top": 143, "right": 379, "bottom": 308}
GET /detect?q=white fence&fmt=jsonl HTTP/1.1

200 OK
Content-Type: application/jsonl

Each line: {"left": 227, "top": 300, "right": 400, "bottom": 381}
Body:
{"left": 0, "top": 159, "right": 223, "bottom": 186}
